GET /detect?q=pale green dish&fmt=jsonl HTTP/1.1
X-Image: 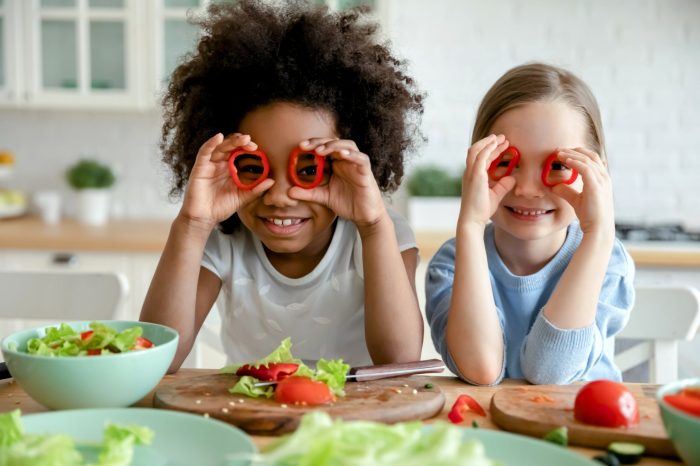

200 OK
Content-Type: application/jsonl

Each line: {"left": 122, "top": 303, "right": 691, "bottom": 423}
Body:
{"left": 20, "top": 408, "right": 257, "bottom": 466}
{"left": 458, "top": 428, "right": 598, "bottom": 466}
{"left": 657, "top": 377, "right": 700, "bottom": 466}
{"left": 1, "top": 320, "right": 178, "bottom": 409}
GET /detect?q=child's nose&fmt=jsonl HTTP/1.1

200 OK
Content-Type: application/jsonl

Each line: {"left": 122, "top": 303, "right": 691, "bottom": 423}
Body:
{"left": 261, "top": 174, "right": 298, "bottom": 207}
{"left": 512, "top": 169, "right": 545, "bottom": 198}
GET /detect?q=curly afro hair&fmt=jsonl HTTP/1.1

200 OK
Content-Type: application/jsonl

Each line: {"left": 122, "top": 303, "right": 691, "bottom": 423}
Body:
{"left": 160, "top": 0, "right": 424, "bottom": 204}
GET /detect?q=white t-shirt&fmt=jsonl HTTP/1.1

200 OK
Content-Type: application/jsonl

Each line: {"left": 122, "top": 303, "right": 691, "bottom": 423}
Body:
{"left": 201, "top": 208, "right": 416, "bottom": 367}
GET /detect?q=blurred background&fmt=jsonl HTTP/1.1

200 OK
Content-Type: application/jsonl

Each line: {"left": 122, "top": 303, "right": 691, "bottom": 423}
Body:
{"left": 0, "top": 0, "right": 699, "bottom": 375}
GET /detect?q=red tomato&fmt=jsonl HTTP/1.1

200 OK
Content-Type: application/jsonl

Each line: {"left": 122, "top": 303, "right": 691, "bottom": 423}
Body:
{"left": 87, "top": 349, "right": 101, "bottom": 356}
{"left": 80, "top": 330, "right": 94, "bottom": 340}
{"left": 574, "top": 380, "right": 639, "bottom": 427}
{"left": 134, "top": 336, "right": 154, "bottom": 350}
{"left": 236, "top": 363, "right": 299, "bottom": 381}
{"left": 273, "top": 376, "right": 335, "bottom": 406}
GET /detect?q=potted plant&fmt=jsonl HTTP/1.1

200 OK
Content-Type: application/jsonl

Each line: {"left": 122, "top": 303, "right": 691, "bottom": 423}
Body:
{"left": 406, "top": 165, "right": 462, "bottom": 232}
{"left": 66, "top": 159, "right": 116, "bottom": 226}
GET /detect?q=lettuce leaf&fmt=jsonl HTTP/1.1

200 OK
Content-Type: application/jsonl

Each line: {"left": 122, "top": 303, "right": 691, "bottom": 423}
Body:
{"left": 259, "top": 411, "right": 501, "bottom": 466}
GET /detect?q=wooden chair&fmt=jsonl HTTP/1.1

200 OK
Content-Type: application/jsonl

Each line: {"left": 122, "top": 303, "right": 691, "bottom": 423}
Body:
{"left": 0, "top": 270, "right": 128, "bottom": 336}
{"left": 615, "top": 285, "right": 700, "bottom": 384}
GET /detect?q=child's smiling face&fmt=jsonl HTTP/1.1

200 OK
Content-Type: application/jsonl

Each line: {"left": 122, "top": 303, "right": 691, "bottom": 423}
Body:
{"left": 236, "top": 102, "right": 339, "bottom": 260}
{"left": 489, "top": 101, "right": 587, "bottom": 243}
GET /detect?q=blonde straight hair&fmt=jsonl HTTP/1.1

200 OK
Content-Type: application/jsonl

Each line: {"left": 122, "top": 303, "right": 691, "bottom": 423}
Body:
{"left": 472, "top": 63, "right": 607, "bottom": 162}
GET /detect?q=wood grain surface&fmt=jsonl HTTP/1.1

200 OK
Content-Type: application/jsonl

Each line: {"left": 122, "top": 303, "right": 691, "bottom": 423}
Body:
{"left": 153, "top": 373, "right": 445, "bottom": 435}
{"left": 490, "top": 384, "right": 676, "bottom": 457}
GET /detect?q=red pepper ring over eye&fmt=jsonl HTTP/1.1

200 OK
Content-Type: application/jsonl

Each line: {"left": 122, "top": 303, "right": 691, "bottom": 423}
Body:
{"left": 541, "top": 152, "right": 579, "bottom": 188}
{"left": 287, "top": 147, "right": 329, "bottom": 189}
{"left": 487, "top": 146, "right": 520, "bottom": 181}
{"left": 228, "top": 148, "right": 270, "bottom": 190}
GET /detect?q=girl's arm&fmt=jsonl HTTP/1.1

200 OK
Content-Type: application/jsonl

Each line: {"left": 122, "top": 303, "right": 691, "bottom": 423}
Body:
{"left": 359, "top": 213, "right": 423, "bottom": 363}
{"left": 542, "top": 148, "right": 616, "bottom": 329}
{"left": 442, "top": 134, "right": 514, "bottom": 385}
{"left": 140, "top": 133, "right": 273, "bottom": 372}
{"left": 140, "top": 216, "right": 221, "bottom": 372}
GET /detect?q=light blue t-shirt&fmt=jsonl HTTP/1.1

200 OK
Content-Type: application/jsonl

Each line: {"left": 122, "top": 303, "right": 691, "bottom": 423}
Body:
{"left": 425, "top": 222, "right": 635, "bottom": 385}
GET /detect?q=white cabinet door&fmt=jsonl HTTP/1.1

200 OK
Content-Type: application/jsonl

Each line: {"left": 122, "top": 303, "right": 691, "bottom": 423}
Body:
{"left": 0, "top": 0, "right": 23, "bottom": 105}
{"left": 19, "top": 0, "right": 146, "bottom": 109}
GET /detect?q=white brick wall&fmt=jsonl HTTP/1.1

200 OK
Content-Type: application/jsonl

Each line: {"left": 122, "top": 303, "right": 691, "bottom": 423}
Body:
{"left": 0, "top": 0, "right": 698, "bottom": 226}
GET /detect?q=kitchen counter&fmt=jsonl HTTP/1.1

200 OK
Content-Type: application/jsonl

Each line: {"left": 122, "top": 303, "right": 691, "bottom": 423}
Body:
{"left": 416, "top": 231, "right": 700, "bottom": 268}
{"left": 0, "top": 215, "right": 171, "bottom": 252}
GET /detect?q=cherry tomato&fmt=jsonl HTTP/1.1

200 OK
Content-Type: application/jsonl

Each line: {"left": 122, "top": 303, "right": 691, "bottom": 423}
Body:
{"left": 236, "top": 363, "right": 299, "bottom": 382}
{"left": 87, "top": 349, "right": 101, "bottom": 356}
{"left": 273, "top": 376, "right": 335, "bottom": 406}
{"left": 134, "top": 336, "right": 154, "bottom": 350}
{"left": 574, "top": 380, "right": 639, "bottom": 428}
{"left": 80, "top": 330, "right": 94, "bottom": 340}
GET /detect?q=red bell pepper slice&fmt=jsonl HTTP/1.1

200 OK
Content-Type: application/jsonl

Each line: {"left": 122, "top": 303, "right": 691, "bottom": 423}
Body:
{"left": 664, "top": 392, "right": 700, "bottom": 418}
{"left": 287, "top": 147, "right": 327, "bottom": 189}
{"left": 541, "top": 152, "right": 578, "bottom": 188}
{"left": 487, "top": 146, "right": 520, "bottom": 181}
{"left": 448, "top": 394, "right": 486, "bottom": 423}
{"left": 228, "top": 148, "right": 270, "bottom": 190}
{"left": 235, "top": 362, "right": 299, "bottom": 382}
{"left": 87, "top": 349, "right": 102, "bottom": 356}
{"left": 80, "top": 330, "right": 94, "bottom": 340}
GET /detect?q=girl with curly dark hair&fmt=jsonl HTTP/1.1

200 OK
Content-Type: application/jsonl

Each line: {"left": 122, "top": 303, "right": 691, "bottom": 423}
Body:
{"left": 140, "top": 0, "right": 425, "bottom": 372}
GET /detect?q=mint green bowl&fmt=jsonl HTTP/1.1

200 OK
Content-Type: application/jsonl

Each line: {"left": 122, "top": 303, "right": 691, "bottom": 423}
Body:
{"left": 1, "top": 320, "right": 178, "bottom": 410}
{"left": 657, "top": 377, "right": 700, "bottom": 465}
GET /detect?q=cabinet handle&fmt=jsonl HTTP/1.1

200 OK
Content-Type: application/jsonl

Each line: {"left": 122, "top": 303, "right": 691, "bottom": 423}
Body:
{"left": 52, "top": 253, "right": 77, "bottom": 266}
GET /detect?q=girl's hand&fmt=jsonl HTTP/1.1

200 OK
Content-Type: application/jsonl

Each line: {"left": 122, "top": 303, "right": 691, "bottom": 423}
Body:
{"left": 550, "top": 147, "right": 615, "bottom": 238}
{"left": 458, "top": 134, "right": 514, "bottom": 228}
{"left": 288, "top": 138, "right": 386, "bottom": 227}
{"left": 180, "top": 133, "right": 274, "bottom": 229}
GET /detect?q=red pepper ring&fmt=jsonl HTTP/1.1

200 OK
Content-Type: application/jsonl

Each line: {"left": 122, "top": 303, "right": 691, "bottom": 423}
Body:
{"left": 235, "top": 362, "right": 300, "bottom": 382}
{"left": 487, "top": 146, "right": 520, "bottom": 181}
{"left": 287, "top": 147, "right": 327, "bottom": 189}
{"left": 541, "top": 152, "right": 578, "bottom": 188}
{"left": 447, "top": 394, "right": 486, "bottom": 424}
{"left": 228, "top": 148, "right": 270, "bottom": 191}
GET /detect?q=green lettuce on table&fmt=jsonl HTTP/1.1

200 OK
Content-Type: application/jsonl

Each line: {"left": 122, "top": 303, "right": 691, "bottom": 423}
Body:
{"left": 0, "top": 409, "right": 153, "bottom": 466}
{"left": 247, "top": 411, "right": 500, "bottom": 466}
{"left": 220, "top": 338, "right": 350, "bottom": 398}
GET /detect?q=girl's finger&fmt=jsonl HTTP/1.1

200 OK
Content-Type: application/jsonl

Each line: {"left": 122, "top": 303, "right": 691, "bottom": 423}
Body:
{"left": 288, "top": 185, "right": 329, "bottom": 205}
{"left": 550, "top": 183, "right": 579, "bottom": 206}
{"left": 195, "top": 133, "right": 224, "bottom": 162}
{"left": 299, "top": 137, "right": 338, "bottom": 151}
{"left": 467, "top": 134, "right": 506, "bottom": 166}
{"left": 313, "top": 139, "right": 360, "bottom": 155}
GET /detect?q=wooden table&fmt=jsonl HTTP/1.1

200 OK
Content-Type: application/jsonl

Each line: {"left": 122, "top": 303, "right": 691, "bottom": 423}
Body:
{"left": 0, "top": 370, "right": 681, "bottom": 465}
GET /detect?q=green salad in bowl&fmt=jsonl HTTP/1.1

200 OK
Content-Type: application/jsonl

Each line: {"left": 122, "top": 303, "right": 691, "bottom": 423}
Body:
{"left": 24, "top": 322, "right": 155, "bottom": 357}
{"left": 1, "top": 320, "right": 178, "bottom": 410}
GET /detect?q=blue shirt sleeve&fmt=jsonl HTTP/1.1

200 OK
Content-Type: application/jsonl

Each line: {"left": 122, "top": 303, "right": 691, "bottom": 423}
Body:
{"left": 519, "top": 240, "right": 635, "bottom": 384}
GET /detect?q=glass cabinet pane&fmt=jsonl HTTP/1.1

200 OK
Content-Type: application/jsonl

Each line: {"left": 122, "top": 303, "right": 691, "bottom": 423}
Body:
{"left": 165, "top": 0, "right": 199, "bottom": 7}
{"left": 90, "top": 21, "right": 125, "bottom": 89}
{"left": 41, "top": 20, "right": 77, "bottom": 89}
{"left": 164, "top": 19, "right": 198, "bottom": 83}
{"left": 0, "top": 18, "right": 4, "bottom": 87}
{"left": 41, "top": 0, "right": 75, "bottom": 8}
{"left": 89, "top": 0, "right": 124, "bottom": 7}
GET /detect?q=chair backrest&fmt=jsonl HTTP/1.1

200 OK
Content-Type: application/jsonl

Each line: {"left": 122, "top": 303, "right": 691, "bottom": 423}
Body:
{"left": 0, "top": 270, "right": 128, "bottom": 336}
{"left": 615, "top": 285, "right": 700, "bottom": 384}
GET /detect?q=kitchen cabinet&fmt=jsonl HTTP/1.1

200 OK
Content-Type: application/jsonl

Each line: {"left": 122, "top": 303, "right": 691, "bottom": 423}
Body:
{"left": 1, "top": 0, "right": 383, "bottom": 110}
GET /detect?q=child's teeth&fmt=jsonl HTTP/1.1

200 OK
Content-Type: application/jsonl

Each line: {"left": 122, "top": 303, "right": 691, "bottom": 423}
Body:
{"left": 270, "top": 218, "right": 301, "bottom": 226}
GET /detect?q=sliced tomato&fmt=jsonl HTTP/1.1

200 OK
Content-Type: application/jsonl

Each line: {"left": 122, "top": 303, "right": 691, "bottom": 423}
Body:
{"left": 87, "top": 349, "right": 102, "bottom": 356}
{"left": 448, "top": 394, "right": 486, "bottom": 424}
{"left": 664, "top": 393, "right": 700, "bottom": 417}
{"left": 236, "top": 363, "right": 299, "bottom": 382}
{"left": 273, "top": 376, "right": 335, "bottom": 406}
{"left": 574, "top": 380, "right": 639, "bottom": 428}
{"left": 80, "top": 330, "right": 94, "bottom": 340}
{"left": 134, "top": 336, "right": 154, "bottom": 350}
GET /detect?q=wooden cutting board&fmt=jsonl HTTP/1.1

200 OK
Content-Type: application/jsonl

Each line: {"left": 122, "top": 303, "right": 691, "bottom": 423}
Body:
{"left": 153, "top": 374, "right": 445, "bottom": 435}
{"left": 490, "top": 384, "right": 676, "bottom": 457}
